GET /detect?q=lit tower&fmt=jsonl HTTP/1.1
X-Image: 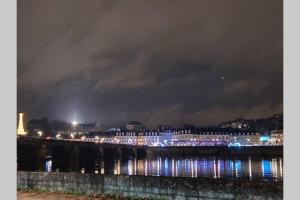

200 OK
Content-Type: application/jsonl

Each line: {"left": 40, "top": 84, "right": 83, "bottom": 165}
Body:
{"left": 17, "top": 113, "right": 26, "bottom": 135}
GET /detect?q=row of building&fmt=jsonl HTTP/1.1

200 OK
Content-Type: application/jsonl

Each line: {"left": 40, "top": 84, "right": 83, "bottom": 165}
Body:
{"left": 20, "top": 113, "right": 282, "bottom": 146}
{"left": 74, "top": 128, "right": 283, "bottom": 147}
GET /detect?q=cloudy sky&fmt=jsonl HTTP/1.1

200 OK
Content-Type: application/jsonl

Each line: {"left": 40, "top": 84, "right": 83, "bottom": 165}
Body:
{"left": 17, "top": 0, "right": 283, "bottom": 128}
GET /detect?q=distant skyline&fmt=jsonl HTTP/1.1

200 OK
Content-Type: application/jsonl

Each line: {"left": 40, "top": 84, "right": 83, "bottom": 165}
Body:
{"left": 21, "top": 112, "right": 282, "bottom": 129}
{"left": 18, "top": 0, "right": 283, "bottom": 128}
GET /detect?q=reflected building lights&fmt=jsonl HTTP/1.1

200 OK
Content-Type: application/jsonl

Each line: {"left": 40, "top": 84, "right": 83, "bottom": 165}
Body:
{"left": 262, "top": 159, "right": 272, "bottom": 179}
{"left": 230, "top": 160, "right": 234, "bottom": 177}
{"left": 45, "top": 160, "right": 52, "bottom": 172}
{"left": 213, "top": 160, "right": 217, "bottom": 178}
{"left": 95, "top": 164, "right": 99, "bottom": 174}
{"left": 184, "top": 160, "right": 186, "bottom": 176}
{"left": 128, "top": 160, "right": 133, "bottom": 175}
{"left": 134, "top": 159, "right": 137, "bottom": 175}
{"left": 100, "top": 162, "right": 104, "bottom": 175}
{"left": 249, "top": 157, "right": 252, "bottom": 180}
{"left": 190, "top": 160, "right": 194, "bottom": 178}
{"left": 235, "top": 160, "right": 242, "bottom": 178}
{"left": 165, "top": 158, "right": 169, "bottom": 176}
{"left": 35, "top": 156, "right": 283, "bottom": 180}
{"left": 172, "top": 158, "right": 175, "bottom": 177}
{"left": 279, "top": 158, "right": 283, "bottom": 178}
{"left": 236, "top": 160, "right": 241, "bottom": 178}
{"left": 114, "top": 160, "right": 120, "bottom": 175}
{"left": 235, "top": 161, "right": 238, "bottom": 178}
{"left": 217, "top": 159, "right": 221, "bottom": 178}
{"left": 194, "top": 160, "right": 198, "bottom": 178}
{"left": 156, "top": 157, "right": 160, "bottom": 176}
{"left": 145, "top": 160, "right": 148, "bottom": 176}
{"left": 271, "top": 158, "right": 278, "bottom": 179}
{"left": 175, "top": 160, "right": 178, "bottom": 177}
{"left": 138, "top": 160, "right": 144, "bottom": 175}
{"left": 262, "top": 159, "right": 265, "bottom": 177}
{"left": 151, "top": 160, "right": 155, "bottom": 176}
{"left": 159, "top": 157, "right": 162, "bottom": 176}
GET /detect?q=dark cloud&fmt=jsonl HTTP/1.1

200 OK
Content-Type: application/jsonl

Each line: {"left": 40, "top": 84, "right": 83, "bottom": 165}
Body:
{"left": 17, "top": 0, "right": 283, "bottom": 127}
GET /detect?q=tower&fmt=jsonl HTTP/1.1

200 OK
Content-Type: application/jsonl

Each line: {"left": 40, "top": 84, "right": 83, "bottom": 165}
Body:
{"left": 17, "top": 113, "right": 26, "bottom": 135}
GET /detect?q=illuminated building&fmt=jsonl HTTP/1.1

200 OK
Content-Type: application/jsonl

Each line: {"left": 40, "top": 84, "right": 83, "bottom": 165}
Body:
{"left": 92, "top": 127, "right": 262, "bottom": 147}
{"left": 115, "top": 130, "right": 162, "bottom": 146}
{"left": 228, "top": 131, "right": 260, "bottom": 146}
{"left": 17, "top": 113, "right": 26, "bottom": 135}
{"left": 137, "top": 132, "right": 145, "bottom": 145}
{"left": 159, "top": 131, "right": 173, "bottom": 145}
{"left": 259, "top": 134, "right": 270, "bottom": 145}
{"left": 172, "top": 129, "right": 194, "bottom": 145}
{"left": 173, "top": 128, "right": 260, "bottom": 146}
{"left": 142, "top": 131, "right": 160, "bottom": 146}
{"left": 85, "top": 131, "right": 115, "bottom": 143}
{"left": 270, "top": 130, "right": 283, "bottom": 145}
{"left": 115, "top": 131, "right": 137, "bottom": 145}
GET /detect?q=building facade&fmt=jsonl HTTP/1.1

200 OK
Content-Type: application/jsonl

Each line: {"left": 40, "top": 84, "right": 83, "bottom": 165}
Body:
{"left": 172, "top": 128, "right": 260, "bottom": 146}
{"left": 78, "top": 127, "right": 263, "bottom": 147}
{"left": 270, "top": 130, "right": 283, "bottom": 145}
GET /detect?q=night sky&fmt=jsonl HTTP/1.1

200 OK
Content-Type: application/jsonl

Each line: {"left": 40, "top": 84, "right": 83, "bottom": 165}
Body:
{"left": 17, "top": 0, "right": 283, "bottom": 128}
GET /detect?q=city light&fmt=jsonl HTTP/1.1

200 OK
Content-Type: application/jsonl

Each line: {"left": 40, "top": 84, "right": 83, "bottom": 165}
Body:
{"left": 17, "top": 113, "right": 26, "bottom": 135}
{"left": 260, "top": 136, "right": 270, "bottom": 142}
{"left": 38, "top": 131, "right": 43, "bottom": 137}
{"left": 72, "top": 121, "right": 78, "bottom": 126}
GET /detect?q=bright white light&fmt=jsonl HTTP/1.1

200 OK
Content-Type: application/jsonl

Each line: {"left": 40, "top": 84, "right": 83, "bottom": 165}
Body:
{"left": 38, "top": 131, "right": 43, "bottom": 137}
{"left": 72, "top": 121, "right": 78, "bottom": 126}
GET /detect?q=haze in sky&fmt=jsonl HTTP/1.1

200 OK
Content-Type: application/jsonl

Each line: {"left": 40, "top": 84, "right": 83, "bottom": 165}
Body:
{"left": 17, "top": 0, "right": 283, "bottom": 127}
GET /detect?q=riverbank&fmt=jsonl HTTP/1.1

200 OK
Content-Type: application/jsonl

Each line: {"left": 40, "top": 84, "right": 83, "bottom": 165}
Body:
{"left": 17, "top": 189, "right": 145, "bottom": 200}
{"left": 17, "top": 171, "right": 283, "bottom": 200}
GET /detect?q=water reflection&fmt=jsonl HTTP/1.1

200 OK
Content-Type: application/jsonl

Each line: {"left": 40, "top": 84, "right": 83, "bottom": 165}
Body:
{"left": 114, "top": 160, "right": 120, "bottom": 175}
{"left": 100, "top": 161, "right": 104, "bottom": 175}
{"left": 45, "top": 160, "right": 52, "bottom": 172}
{"left": 19, "top": 156, "right": 283, "bottom": 180}
{"left": 249, "top": 157, "right": 252, "bottom": 180}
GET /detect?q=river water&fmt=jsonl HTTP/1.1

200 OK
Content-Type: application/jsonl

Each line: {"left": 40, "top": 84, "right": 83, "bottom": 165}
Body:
{"left": 18, "top": 156, "right": 283, "bottom": 181}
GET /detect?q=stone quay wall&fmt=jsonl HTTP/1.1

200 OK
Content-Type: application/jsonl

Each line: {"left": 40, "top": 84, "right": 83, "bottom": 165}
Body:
{"left": 17, "top": 171, "right": 283, "bottom": 200}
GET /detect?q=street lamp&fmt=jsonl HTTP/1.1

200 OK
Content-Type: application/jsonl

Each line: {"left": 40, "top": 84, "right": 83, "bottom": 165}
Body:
{"left": 37, "top": 131, "right": 43, "bottom": 137}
